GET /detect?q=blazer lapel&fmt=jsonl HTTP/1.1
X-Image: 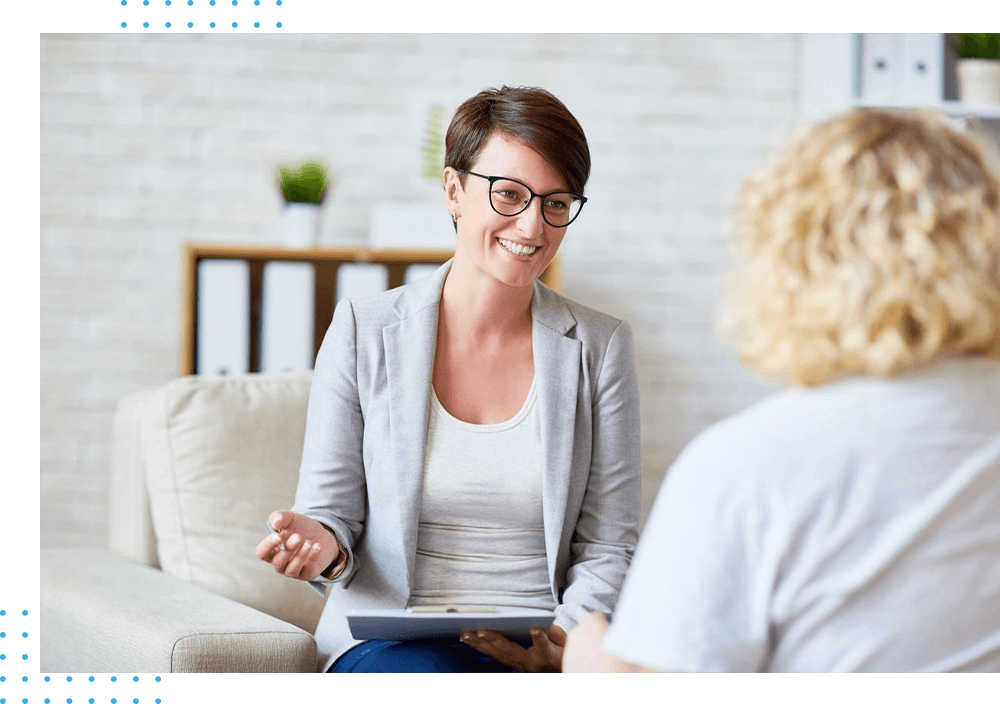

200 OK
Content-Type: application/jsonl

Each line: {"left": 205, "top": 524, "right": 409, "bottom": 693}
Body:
{"left": 531, "top": 281, "right": 581, "bottom": 592}
{"left": 382, "top": 261, "right": 451, "bottom": 591}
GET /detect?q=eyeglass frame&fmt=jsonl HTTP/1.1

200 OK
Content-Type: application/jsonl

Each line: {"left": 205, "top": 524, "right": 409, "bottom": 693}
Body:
{"left": 456, "top": 169, "right": 588, "bottom": 228}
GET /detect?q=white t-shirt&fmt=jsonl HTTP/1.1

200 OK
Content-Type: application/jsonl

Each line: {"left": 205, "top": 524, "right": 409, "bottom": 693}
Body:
{"left": 604, "top": 357, "right": 1000, "bottom": 672}
{"left": 408, "top": 379, "right": 557, "bottom": 612}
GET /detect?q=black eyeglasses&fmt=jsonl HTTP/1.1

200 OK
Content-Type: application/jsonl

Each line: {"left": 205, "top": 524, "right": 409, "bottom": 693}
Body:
{"left": 458, "top": 169, "right": 587, "bottom": 228}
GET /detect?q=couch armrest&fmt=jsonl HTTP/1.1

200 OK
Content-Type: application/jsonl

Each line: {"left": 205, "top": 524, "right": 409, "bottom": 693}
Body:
{"left": 109, "top": 386, "right": 159, "bottom": 566}
{"left": 41, "top": 548, "right": 317, "bottom": 673}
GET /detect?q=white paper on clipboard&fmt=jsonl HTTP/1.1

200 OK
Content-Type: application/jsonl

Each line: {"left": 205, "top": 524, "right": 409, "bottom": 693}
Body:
{"left": 347, "top": 608, "right": 555, "bottom": 641}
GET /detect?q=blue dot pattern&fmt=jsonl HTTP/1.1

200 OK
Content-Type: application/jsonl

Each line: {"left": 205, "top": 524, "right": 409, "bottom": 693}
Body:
{"left": 6, "top": 608, "right": 166, "bottom": 704}
{"left": 121, "top": 0, "right": 283, "bottom": 28}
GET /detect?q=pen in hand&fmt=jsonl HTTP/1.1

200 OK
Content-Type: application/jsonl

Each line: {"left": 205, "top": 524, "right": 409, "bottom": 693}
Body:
{"left": 265, "top": 520, "right": 286, "bottom": 552}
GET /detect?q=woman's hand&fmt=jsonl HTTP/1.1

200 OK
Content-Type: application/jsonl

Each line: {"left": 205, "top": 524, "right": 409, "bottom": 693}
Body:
{"left": 255, "top": 510, "right": 342, "bottom": 581}
{"left": 460, "top": 624, "right": 566, "bottom": 672}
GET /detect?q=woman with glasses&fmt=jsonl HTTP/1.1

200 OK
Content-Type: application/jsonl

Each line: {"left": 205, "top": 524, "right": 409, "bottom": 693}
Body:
{"left": 564, "top": 108, "right": 1000, "bottom": 672}
{"left": 256, "top": 85, "right": 641, "bottom": 673}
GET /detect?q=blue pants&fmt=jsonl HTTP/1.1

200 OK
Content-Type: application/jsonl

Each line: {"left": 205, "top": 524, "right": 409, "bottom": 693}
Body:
{"left": 329, "top": 638, "right": 519, "bottom": 673}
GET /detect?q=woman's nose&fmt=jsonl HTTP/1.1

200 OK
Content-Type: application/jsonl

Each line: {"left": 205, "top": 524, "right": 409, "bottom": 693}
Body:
{"left": 516, "top": 196, "right": 546, "bottom": 235}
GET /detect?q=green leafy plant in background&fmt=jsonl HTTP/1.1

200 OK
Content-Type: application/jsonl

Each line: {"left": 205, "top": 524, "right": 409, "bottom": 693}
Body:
{"left": 956, "top": 34, "right": 1000, "bottom": 60}
{"left": 422, "top": 104, "right": 447, "bottom": 182}
{"left": 278, "top": 159, "right": 330, "bottom": 204}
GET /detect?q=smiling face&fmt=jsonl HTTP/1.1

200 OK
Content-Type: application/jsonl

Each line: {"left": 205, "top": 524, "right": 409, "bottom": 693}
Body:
{"left": 444, "top": 132, "right": 570, "bottom": 291}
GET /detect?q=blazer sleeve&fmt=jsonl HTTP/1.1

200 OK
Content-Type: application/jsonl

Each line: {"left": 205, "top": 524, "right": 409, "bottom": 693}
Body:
{"left": 555, "top": 319, "right": 642, "bottom": 631}
{"left": 290, "top": 297, "right": 367, "bottom": 586}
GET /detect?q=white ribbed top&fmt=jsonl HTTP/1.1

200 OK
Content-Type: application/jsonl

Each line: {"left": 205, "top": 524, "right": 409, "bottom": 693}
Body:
{"left": 409, "top": 379, "right": 556, "bottom": 612}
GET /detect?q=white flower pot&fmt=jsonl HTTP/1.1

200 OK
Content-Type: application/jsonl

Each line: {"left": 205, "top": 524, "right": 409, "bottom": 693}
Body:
{"left": 281, "top": 202, "right": 322, "bottom": 248}
{"left": 957, "top": 59, "right": 1000, "bottom": 104}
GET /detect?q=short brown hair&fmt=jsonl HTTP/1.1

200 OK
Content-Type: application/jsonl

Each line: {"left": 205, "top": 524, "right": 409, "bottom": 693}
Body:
{"left": 722, "top": 108, "right": 1000, "bottom": 387}
{"left": 444, "top": 85, "right": 591, "bottom": 196}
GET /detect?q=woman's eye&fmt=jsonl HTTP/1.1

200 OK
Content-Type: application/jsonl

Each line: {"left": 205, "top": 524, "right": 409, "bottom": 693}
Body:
{"left": 544, "top": 198, "right": 569, "bottom": 211}
{"left": 495, "top": 189, "right": 522, "bottom": 201}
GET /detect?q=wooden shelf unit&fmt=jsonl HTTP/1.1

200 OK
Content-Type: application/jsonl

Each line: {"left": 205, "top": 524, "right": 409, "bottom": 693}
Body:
{"left": 181, "top": 243, "right": 562, "bottom": 375}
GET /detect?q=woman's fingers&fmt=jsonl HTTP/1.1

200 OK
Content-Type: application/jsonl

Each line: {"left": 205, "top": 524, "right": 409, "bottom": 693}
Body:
{"left": 258, "top": 511, "right": 339, "bottom": 580}
{"left": 279, "top": 533, "right": 325, "bottom": 579}
{"left": 284, "top": 537, "right": 312, "bottom": 577}
{"left": 302, "top": 542, "right": 326, "bottom": 577}
{"left": 547, "top": 624, "right": 568, "bottom": 647}
{"left": 460, "top": 629, "right": 562, "bottom": 672}
{"left": 257, "top": 534, "right": 295, "bottom": 574}
{"left": 279, "top": 533, "right": 303, "bottom": 573}
{"left": 254, "top": 533, "right": 285, "bottom": 562}
{"left": 268, "top": 510, "right": 286, "bottom": 533}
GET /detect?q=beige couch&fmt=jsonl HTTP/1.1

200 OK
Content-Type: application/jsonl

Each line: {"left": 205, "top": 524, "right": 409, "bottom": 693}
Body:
{"left": 41, "top": 373, "right": 329, "bottom": 672}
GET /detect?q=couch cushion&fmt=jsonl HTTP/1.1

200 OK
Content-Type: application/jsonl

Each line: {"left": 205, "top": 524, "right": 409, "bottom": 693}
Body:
{"left": 110, "top": 386, "right": 160, "bottom": 568}
{"left": 142, "top": 372, "right": 326, "bottom": 634}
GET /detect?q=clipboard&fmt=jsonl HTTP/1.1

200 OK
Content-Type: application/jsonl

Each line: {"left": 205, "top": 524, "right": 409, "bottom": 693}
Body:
{"left": 347, "top": 607, "right": 555, "bottom": 641}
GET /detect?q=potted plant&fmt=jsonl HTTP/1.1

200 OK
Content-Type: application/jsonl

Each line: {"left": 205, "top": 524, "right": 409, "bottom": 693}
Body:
{"left": 955, "top": 33, "right": 1000, "bottom": 104}
{"left": 278, "top": 158, "right": 331, "bottom": 247}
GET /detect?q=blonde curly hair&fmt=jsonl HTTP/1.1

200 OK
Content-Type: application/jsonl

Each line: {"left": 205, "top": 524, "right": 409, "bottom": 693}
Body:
{"left": 723, "top": 109, "right": 1000, "bottom": 387}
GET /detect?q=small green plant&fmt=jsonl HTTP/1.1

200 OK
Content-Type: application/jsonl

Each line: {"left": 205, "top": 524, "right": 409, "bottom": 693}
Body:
{"left": 278, "top": 159, "right": 330, "bottom": 204}
{"left": 422, "top": 104, "right": 447, "bottom": 182}
{"left": 956, "top": 33, "right": 1000, "bottom": 60}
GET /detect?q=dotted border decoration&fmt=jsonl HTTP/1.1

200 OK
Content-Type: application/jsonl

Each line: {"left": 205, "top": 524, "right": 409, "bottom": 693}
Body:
{"left": 0, "top": 609, "right": 172, "bottom": 704}
{"left": 120, "top": 0, "right": 290, "bottom": 29}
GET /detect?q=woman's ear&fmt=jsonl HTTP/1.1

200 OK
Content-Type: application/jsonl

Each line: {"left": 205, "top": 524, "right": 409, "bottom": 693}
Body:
{"left": 442, "top": 167, "right": 462, "bottom": 221}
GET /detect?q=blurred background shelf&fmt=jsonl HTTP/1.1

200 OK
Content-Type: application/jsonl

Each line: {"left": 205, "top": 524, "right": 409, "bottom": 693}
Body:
{"left": 802, "top": 33, "right": 1000, "bottom": 140}
{"left": 851, "top": 98, "right": 1000, "bottom": 120}
{"left": 182, "top": 243, "right": 562, "bottom": 376}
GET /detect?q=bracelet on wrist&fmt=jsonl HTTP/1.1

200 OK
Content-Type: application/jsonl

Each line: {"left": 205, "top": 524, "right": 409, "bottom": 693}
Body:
{"left": 318, "top": 523, "right": 348, "bottom": 579}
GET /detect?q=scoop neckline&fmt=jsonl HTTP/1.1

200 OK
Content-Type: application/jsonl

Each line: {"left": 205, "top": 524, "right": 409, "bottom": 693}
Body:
{"left": 430, "top": 377, "right": 538, "bottom": 431}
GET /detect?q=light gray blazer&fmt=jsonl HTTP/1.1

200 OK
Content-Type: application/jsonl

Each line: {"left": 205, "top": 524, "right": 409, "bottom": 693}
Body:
{"left": 291, "top": 260, "right": 641, "bottom": 672}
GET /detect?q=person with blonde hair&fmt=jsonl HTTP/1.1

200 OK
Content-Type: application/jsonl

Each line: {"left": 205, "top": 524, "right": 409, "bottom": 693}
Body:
{"left": 564, "top": 108, "right": 1000, "bottom": 672}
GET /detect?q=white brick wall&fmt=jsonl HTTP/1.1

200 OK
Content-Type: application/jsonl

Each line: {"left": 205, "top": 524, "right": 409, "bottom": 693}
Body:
{"left": 41, "top": 33, "right": 797, "bottom": 549}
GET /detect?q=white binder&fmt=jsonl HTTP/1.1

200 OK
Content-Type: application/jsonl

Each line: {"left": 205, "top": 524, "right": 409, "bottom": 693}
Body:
{"left": 859, "top": 33, "right": 897, "bottom": 103}
{"left": 196, "top": 260, "right": 249, "bottom": 376}
{"left": 899, "top": 34, "right": 943, "bottom": 104}
{"left": 404, "top": 263, "right": 440, "bottom": 285}
{"left": 336, "top": 263, "right": 389, "bottom": 302}
{"left": 261, "top": 261, "right": 314, "bottom": 373}
{"left": 859, "top": 33, "right": 943, "bottom": 105}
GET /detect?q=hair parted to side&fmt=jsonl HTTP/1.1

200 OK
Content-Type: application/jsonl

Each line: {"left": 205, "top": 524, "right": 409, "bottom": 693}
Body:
{"left": 444, "top": 85, "right": 591, "bottom": 198}
{"left": 722, "top": 108, "right": 1000, "bottom": 387}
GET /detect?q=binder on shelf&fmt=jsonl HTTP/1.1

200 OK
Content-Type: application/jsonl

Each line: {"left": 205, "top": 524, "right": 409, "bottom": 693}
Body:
{"left": 182, "top": 244, "right": 463, "bottom": 376}
{"left": 404, "top": 263, "right": 440, "bottom": 285}
{"left": 900, "top": 34, "right": 943, "bottom": 104}
{"left": 858, "top": 33, "right": 944, "bottom": 105}
{"left": 337, "top": 263, "right": 389, "bottom": 302}
{"left": 261, "top": 261, "right": 314, "bottom": 373}
{"left": 196, "top": 259, "right": 249, "bottom": 376}
{"left": 859, "top": 34, "right": 897, "bottom": 104}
